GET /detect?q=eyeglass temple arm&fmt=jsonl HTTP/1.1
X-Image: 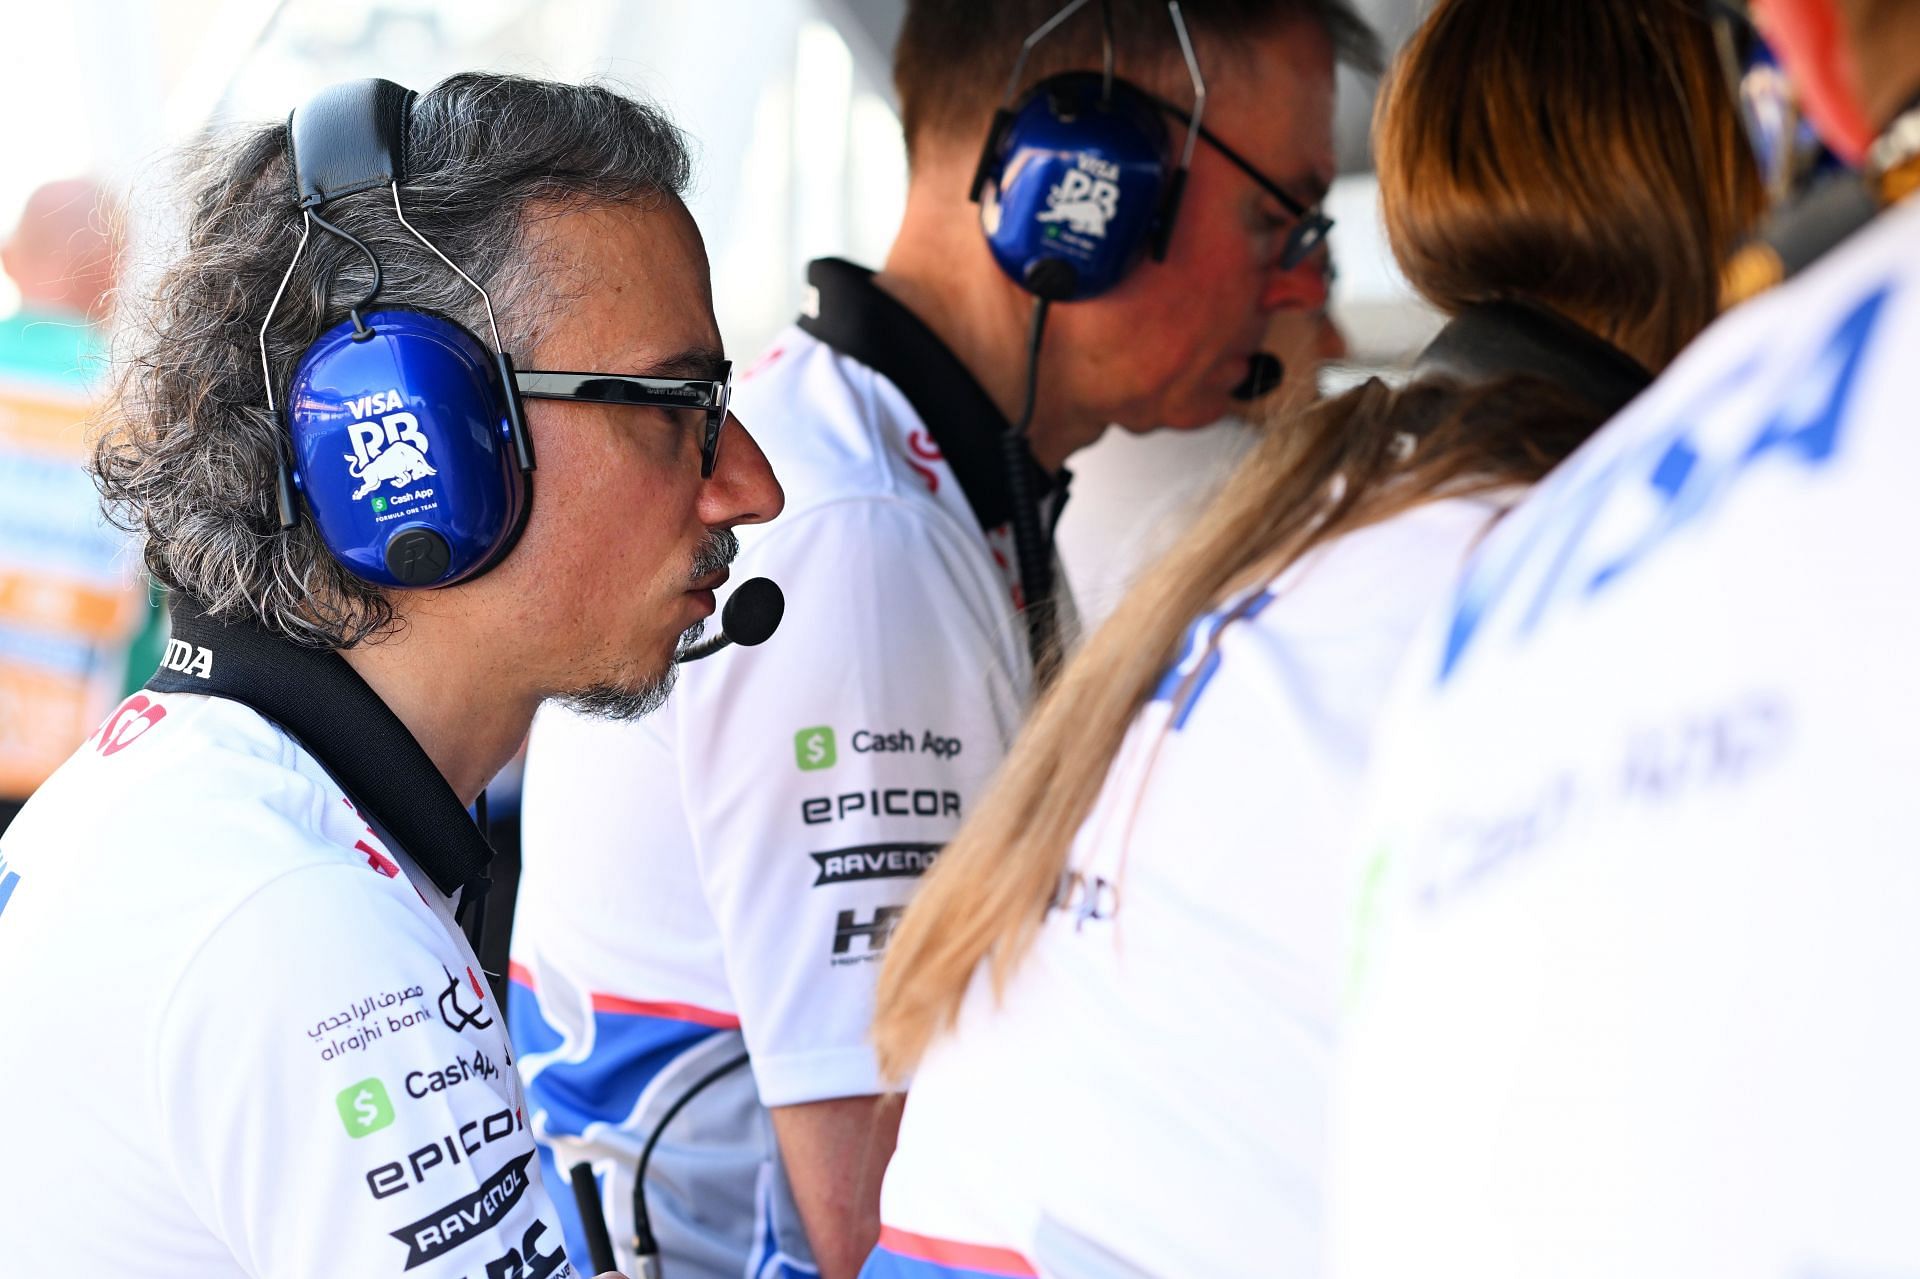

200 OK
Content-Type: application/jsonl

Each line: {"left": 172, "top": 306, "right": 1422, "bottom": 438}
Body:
{"left": 391, "top": 183, "right": 533, "bottom": 472}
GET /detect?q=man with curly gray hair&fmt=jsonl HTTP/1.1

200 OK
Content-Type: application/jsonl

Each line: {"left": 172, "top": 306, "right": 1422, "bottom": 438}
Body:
{"left": 0, "top": 72, "right": 781, "bottom": 1279}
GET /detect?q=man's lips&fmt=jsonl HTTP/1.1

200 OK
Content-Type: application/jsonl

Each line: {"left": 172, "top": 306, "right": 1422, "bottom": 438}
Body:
{"left": 689, "top": 566, "right": 730, "bottom": 594}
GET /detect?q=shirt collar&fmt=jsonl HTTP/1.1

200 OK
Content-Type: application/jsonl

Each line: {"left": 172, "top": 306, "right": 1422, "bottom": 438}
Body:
{"left": 1414, "top": 299, "right": 1653, "bottom": 418}
{"left": 797, "top": 257, "right": 1067, "bottom": 532}
{"left": 145, "top": 595, "right": 492, "bottom": 901}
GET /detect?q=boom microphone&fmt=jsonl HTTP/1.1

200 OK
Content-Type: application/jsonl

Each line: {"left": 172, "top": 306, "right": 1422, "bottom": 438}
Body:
{"left": 1229, "top": 352, "right": 1285, "bottom": 402}
{"left": 676, "top": 577, "right": 785, "bottom": 663}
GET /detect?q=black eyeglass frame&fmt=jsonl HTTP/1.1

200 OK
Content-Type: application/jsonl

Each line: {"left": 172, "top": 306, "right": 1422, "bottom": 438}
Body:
{"left": 514, "top": 364, "right": 734, "bottom": 478}
{"left": 1142, "top": 92, "right": 1334, "bottom": 269}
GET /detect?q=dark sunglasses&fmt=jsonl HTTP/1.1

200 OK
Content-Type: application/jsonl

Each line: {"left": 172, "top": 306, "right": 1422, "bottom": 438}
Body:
{"left": 514, "top": 363, "right": 733, "bottom": 478}
{"left": 1142, "top": 92, "right": 1335, "bottom": 269}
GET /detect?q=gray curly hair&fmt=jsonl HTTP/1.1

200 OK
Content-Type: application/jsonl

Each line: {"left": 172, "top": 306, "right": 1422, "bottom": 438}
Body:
{"left": 95, "top": 72, "right": 692, "bottom": 648}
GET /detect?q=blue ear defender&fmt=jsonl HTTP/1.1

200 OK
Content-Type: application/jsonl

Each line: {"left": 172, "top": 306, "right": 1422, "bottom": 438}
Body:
{"left": 285, "top": 308, "right": 529, "bottom": 589}
{"left": 261, "top": 79, "right": 536, "bottom": 590}
{"left": 969, "top": 0, "right": 1208, "bottom": 303}
{"left": 974, "top": 73, "right": 1173, "bottom": 301}
{"left": 964, "top": 2, "right": 1216, "bottom": 682}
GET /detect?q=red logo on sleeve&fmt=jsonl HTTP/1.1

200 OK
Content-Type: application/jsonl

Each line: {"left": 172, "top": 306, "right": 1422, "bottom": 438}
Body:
{"left": 94, "top": 695, "right": 168, "bottom": 758}
{"left": 907, "top": 431, "right": 943, "bottom": 494}
{"left": 741, "top": 344, "right": 787, "bottom": 382}
{"left": 356, "top": 840, "right": 400, "bottom": 879}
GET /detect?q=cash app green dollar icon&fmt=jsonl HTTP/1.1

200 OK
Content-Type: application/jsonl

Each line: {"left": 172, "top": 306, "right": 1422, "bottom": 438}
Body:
{"left": 336, "top": 1077, "right": 395, "bottom": 1138}
{"left": 795, "top": 726, "right": 836, "bottom": 771}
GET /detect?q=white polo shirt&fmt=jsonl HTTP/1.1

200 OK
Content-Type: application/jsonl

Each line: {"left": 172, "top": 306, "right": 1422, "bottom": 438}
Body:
{"left": 0, "top": 687, "right": 571, "bottom": 1279}
{"left": 512, "top": 259, "right": 1056, "bottom": 1278}
{"left": 1332, "top": 196, "right": 1920, "bottom": 1278}
{"left": 866, "top": 496, "right": 1508, "bottom": 1279}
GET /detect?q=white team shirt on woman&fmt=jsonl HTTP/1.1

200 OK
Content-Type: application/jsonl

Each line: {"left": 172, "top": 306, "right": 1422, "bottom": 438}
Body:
{"left": 1332, "top": 196, "right": 1920, "bottom": 1279}
{"left": 0, "top": 691, "right": 570, "bottom": 1279}
{"left": 866, "top": 495, "right": 1508, "bottom": 1279}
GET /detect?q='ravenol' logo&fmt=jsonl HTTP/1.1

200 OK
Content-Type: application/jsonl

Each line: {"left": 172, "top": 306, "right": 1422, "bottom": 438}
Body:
{"left": 795, "top": 726, "right": 836, "bottom": 771}
{"left": 336, "top": 1076, "right": 395, "bottom": 1138}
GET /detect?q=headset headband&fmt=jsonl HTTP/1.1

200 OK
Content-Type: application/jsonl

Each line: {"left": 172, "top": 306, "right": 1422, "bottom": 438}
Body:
{"left": 289, "top": 78, "right": 418, "bottom": 209}
{"left": 262, "top": 78, "right": 535, "bottom": 588}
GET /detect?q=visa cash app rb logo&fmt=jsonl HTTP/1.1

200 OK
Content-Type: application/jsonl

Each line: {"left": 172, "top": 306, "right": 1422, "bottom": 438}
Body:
{"left": 344, "top": 388, "right": 437, "bottom": 502}
{"left": 1038, "top": 155, "right": 1121, "bottom": 238}
{"left": 337, "top": 1076, "right": 395, "bottom": 1138}
{"left": 795, "top": 726, "right": 836, "bottom": 771}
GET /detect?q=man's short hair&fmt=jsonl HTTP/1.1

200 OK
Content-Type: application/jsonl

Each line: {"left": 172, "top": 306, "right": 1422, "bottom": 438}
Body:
{"left": 95, "top": 73, "right": 691, "bottom": 649}
{"left": 893, "top": 0, "right": 1381, "bottom": 161}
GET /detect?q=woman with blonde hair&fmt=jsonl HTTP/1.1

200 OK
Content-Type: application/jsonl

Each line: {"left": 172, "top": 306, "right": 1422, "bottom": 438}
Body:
{"left": 856, "top": 1, "right": 1766, "bottom": 1276}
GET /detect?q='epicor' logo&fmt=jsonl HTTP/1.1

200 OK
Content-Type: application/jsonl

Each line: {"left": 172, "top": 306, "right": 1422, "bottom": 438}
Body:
{"left": 344, "top": 388, "right": 438, "bottom": 502}
{"left": 1037, "top": 156, "right": 1121, "bottom": 238}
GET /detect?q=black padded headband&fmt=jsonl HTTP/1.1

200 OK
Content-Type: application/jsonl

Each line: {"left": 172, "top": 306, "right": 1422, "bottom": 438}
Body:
{"left": 288, "top": 78, "right": 417, "bottom": 209}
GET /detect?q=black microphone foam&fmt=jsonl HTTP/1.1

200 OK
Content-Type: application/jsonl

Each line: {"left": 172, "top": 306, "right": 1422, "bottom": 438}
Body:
{"left": 676, "top": 577, "right": 785, "bottom": 664}
{"left": 1230, "top": 352, "right": 1285, "bottom": 402}
{"left": 721, "top": 577, "right": 784, "bottom": 647}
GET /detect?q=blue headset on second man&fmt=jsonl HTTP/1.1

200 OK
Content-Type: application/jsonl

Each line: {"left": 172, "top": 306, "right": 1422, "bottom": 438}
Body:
{"left": 970, "top": 0, "right": 1328, "bottom": 303}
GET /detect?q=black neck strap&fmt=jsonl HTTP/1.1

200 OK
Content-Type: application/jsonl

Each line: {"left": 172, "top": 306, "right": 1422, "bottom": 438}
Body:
{"left": 145, "top": 596, "right": 491, "bottom": 901}
{"left": 1415, "top": 299, "right": 1653, "bottom": 419}
{"left": 796, "top": 257, "right": 1068, "bottom": 533}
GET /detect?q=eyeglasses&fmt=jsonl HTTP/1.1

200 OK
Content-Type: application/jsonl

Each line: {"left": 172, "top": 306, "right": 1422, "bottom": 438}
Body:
{"left": 1142, "top": 92, "right": 1335, "bottom": 269}
{"left": 514, "top": 363, "right": 733, "bottom": 478}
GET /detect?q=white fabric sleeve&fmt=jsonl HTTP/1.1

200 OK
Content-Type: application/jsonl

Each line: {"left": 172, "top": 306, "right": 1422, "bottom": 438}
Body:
{"left": 154, "top": 862, "right": 574, "bottom": 1279}
{"left": 676, "top": 498, "right": 1028, "bottom": 1108}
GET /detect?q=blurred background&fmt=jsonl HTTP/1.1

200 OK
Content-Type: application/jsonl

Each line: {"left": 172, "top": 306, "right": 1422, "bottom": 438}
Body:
{"left": 0, "top": 0, "right": 1439, "bottom": 812}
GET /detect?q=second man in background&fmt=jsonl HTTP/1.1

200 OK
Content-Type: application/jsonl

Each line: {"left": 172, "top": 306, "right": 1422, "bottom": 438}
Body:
{"left": 509, "top": 2, "right": 1373, "bottom": 1276}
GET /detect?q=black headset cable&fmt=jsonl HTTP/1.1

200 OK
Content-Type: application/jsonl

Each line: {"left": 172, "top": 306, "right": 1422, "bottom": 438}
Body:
{"left": 307, "top": 207, "right": 384, "bottom": 338}
{"left": 1002, "top": 292, "right": 1060, "bottom": 685}
{"left": 625, "top": 1051, "right": 752, "bottom": 1279}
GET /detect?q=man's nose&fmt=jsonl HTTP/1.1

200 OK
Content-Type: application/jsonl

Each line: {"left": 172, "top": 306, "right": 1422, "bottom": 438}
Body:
{"left": 1259, "top": 254, "right": 1331, "bottom": 314}
{"left": 1315, "top": 312, "right": 1349, "bottom": 363}
{"left": 697, "top": 413, "right": 784, "bottom": 528}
